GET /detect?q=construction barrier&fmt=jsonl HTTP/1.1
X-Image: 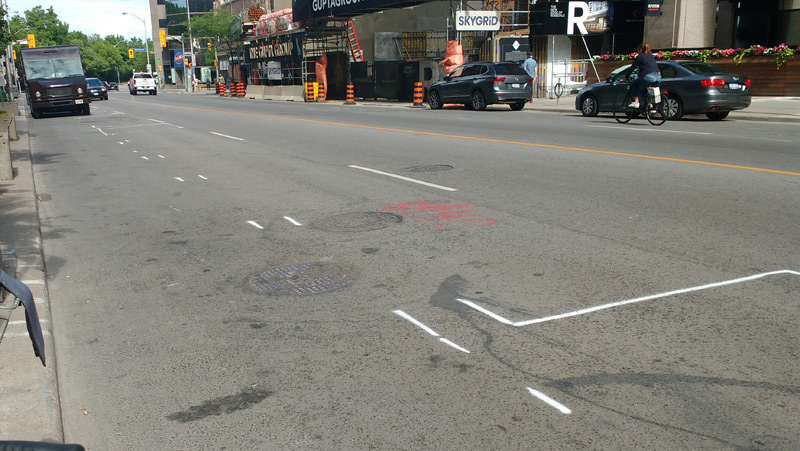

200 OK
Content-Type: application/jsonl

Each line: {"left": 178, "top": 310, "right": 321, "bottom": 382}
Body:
{"left": 216, "top": 83, "right": 224, "bottom": 95}
{"left": 306, "top": 82, "right": 317, "bottom": 102}
{"left": 412, "top": 82, "right": 425, "bottom": 108}
{"left": 318, "top": 82, "right": 326, "bottom": 101}
{"left": 344, "top": 84, "right": 356, "bottom": 105}
{"left": 234, "top": 82, "right": 245, "bottom": 97}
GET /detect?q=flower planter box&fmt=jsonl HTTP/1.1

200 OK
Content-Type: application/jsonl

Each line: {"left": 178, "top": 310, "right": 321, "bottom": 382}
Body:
{"left": 589, "top": 56, "right": 799, "bottom": 96}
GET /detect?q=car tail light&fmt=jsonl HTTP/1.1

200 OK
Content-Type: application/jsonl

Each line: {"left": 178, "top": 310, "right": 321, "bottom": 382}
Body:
{"left": 744, "top": 79, "right": 751, "bottom": 87}
{"left": 700, "top": 78, "right": 725, "bottom": 87}
{"left": 492, "top": 77, "right": 506, "bottom": 83}
{"left": 526, "top": 77, "right": 534, "bottom": 82}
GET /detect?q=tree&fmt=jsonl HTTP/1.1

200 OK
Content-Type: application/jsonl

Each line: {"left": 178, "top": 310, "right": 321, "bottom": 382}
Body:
{"left": 20, "top": 6, "right": 70, "bottom": 47}
{"left": 185, "top": 9, "right": 243, "bottom": 77}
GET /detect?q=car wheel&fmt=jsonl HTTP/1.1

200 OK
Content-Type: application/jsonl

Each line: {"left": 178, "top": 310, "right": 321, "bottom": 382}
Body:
{"left": 665, "top": 95, "right": 683, "bottom": 120}
{"left": 83, "top": 105, "right": 90, "bottom": 115}
{"left": 580, "top": 95, "right": 599, "bottom": 117}
{"left": 31, "top": 109, "right": 42, "bottom": 119}
{"left": 470, "top": 90, "right": 486, "bottom": 111}
{"left": 706, "top": 111, "right": 729, "bottom": 121}
{"left": 510, "top": 101, "right": 525, "bottom": 111}
{"left": 427, "top": 90, "right": 442, "bottom": 109}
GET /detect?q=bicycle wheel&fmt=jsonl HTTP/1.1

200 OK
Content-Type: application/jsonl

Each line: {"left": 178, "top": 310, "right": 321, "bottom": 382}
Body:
{"left": 613, "top": 93, "right": 635, "bottom": 124}
{"left": 554, "top": 83, "right": 564, "bottom": 98}
{"left": 646, "top": 94, "right": 668, "bottom": 126}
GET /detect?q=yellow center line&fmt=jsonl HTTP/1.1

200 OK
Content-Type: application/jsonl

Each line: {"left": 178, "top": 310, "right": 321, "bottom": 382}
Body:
{"left": 124, "top": 99, "right": 800, "bottom": 177}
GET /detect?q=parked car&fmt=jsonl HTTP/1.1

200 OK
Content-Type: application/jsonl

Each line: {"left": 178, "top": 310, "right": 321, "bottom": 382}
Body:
{"left": 107, "top": 81, "right": 119, "bottom": 91}
{"left": 575, "top": 60, "right": 751, "bottom": 120}
{"left": 428, "top": 61, "right": 534, "bottom": 111}
{"left": 86, "top": 77, "right": 108, "bottom": 100}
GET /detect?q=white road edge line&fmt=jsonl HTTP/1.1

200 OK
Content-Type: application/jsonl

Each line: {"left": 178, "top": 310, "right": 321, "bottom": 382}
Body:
{"left": 586, "top": 124, "right": 711, "bottom": 135}
{"left": 458, "top": 270, "right": 800, "bottom": 327}
{"left": 349, "top": 165, "right": 457, "bottom": 192}
{"left": 247, "top": 221, "right": 264, "bottom": 230}
{"left": 210, "top": 132, "right": 245, "bottom": 141}
{"left": 526, "top": 387, "right": 572, "bottom": 414}
{"left": 283, "top": 216, "right": 302, "bottom": 226}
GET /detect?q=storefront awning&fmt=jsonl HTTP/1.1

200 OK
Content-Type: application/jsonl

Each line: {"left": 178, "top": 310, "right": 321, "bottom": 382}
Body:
{"left": 292, "top": 0, "right": 433, "bottom": 22}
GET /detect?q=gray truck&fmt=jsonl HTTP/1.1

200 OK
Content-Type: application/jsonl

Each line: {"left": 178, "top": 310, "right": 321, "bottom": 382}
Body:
{"left": 19, "top": 45, "right": 90, "bottom": 118}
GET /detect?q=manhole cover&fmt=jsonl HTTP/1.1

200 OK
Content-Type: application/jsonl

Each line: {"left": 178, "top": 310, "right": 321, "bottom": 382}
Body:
{"left": 403, "top": 165, "right": 454, "bottom": 172}
{"left": 310, "top": 212, "right": 402, "bottom": 232}
{"left": 248, "top": 261, "right": 355, "bottom": 295}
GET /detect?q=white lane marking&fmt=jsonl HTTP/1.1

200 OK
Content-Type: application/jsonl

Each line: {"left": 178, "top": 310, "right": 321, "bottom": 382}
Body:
{"left": 8, "top": 319, "right": 49, "bottom": 326}
{"left": 210, "top": 132, "right": 245, "bottom": 141}
{"left": 3, "top": 330, "right": 51, "bottom": 339}
{"left": 198, "top": 175, "right": 208, "bottom": 180}
{"left": 455, "top": 298, "right": 514, "bottom": 325}
{"left": 174, "top": 177, "right": 185, "bottom": 182}
{"left": 132, "top": 150, "right": 138, "bottom": 153}
{"left": 169, "top": 206, "right": 181, "bottom": 212}
{"left": 118, "top": 141, "right": 125, "bottom": 145}
{"left": 392, "top": 309, "right": 440, "bottom": 336}
{"left": 439, "top": 337, "right": 470, "bottom": 353}
{"left": 148, "top": 119, "right": 165, "bottom": 123}
{"left": 158, "top": 155, "right": 166, "bottom": 159}
{"left": 349, "top": 165, "right": 457, "bottom": 192}
{"left": 458, "top": 270, "right": 800, "bottom": 327}
{"left": 247, "top": 221, "right": 264, "bottom": 230}
{"left": 142, "top": 156, "right": 149, "bottom": 160}
{"left": 526, "top": 387, "right": 572, "bottom": 414}
{"left": 283, "top": 216, "right": 302, "bottom": 226}
{"left": 586, "top": 125, "right": 711, "bottom": 135}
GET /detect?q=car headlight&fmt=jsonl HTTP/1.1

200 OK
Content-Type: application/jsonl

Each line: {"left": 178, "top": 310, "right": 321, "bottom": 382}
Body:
{"left": 35, "top": 91, "right": 41, "bottom": 97}
{"left": 77, "top": 87, "right": 84, "bottom": 94}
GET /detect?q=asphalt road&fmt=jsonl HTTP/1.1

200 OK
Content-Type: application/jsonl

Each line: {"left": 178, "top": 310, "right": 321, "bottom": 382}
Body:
{"left": 29, "top": 91, "right": 800, "bottom": 450}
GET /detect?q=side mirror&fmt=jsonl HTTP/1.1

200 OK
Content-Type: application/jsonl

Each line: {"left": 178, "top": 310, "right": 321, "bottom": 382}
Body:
{"left": 605, "top": 76, "right": 613, "bottom": 83}
{"left": 443, "top": 74, "right": 451, "bottom": 81}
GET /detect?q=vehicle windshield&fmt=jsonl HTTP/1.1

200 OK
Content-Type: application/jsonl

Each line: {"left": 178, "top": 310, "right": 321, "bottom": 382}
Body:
{"left": 24, "top": 57, "right": 84, "bottom": 80}
{"left": 87, "top": 78, "right": 103, "bottom": 87}
{"left": 495, "top": 64, "right": 528, "bottom": 76}
{"left": 678, "top": 62, "right": 728, "bottom": 75}
{"left": 135, "top": 74, "right": 153, "bottom": 79}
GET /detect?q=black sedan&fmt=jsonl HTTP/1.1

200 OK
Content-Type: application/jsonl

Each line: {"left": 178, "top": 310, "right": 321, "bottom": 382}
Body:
{"left": 107, "top": 82, "right": 119, "bottom": 91}
{"left": 86, "top": 78, "right": 108, "bottom": 101}
{"left": 428, "top": 62, "right": 534, "bottom": 111}
{"left": 576, "top": 60, "right": 751, "bottom": 120}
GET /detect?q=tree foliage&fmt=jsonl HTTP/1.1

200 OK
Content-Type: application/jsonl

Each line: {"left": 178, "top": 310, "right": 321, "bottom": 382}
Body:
{"left": 1, "top": 5, "right": 151, "bottom": 82}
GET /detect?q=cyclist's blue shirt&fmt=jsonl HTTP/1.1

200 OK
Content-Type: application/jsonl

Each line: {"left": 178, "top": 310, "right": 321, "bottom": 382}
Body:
{"left": 632, "top": 53, "right": 659, "bottom": 78}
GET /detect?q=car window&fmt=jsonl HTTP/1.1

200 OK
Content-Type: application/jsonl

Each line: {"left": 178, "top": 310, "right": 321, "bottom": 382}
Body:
{"left": 610, "top": 64, "right": 632, "bottom": 82}
{"left": 494, "top": 63, "right": 528, "bottom": 76}
{"left": 463, "top": 65, "right": 480, "bottom": 77}
{"left": 678, "top": 62, "right": 728, "bottom": 75}
{"left": 658, "top": 64, "right": 679, "bottom": 79}
{"left": 87, "top": 78, "right": 103, "bottom": 87}
{"left": 448, "top": 66, "right": 465, "bottom": 78}
{"left": 134, "top": 73, "right": 154, "bottom": 79}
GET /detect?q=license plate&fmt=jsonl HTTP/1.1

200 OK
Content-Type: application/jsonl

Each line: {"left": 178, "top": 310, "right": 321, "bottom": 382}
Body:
{"left": 75, "top": 99, "right": 84, "bottom": 104}
{"left": 729, "top": 83, "right": 740, "bottom": 90}
{"left": 512, "top": 83, "right": 520, "bottom": 88}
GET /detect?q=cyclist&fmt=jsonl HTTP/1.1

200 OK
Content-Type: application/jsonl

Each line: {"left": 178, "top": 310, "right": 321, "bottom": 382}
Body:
{"left": 628, "top": 42, "right": 661, "bottom": 110}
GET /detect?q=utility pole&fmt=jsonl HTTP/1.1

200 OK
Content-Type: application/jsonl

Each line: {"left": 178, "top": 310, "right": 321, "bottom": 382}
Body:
{"left": 186, "top": 2, "right": 194, "bottom": 92}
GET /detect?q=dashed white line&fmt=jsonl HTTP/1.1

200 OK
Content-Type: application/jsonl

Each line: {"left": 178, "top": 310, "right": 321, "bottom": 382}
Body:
{"left": 349, "top": 165, "right": 457, "bottom": 192}
{"left": 174, "top": 177, "right": 185, "bottom": 182}
{"left": 393, "top": 309, "right": 471, "bottom": 353}
{"left": 198, "top": 175, "right": 208, "bottom": 180}
{"left": 158, "top": 155, "right": 166, "bottom": 159}
{"left": 210, "top": 132, "right": 245, "bottom": 141}
{"left": 526, "top": 387, "right": 572, "bottom": 414}
{"left": 142, "top": 156, "right": 149, "bottom": 160}
{"left": 283, "top": 216, "right": 302, "bottom": 226}
{"left": 247, "top": 221, "right": 264, "bottom": 229}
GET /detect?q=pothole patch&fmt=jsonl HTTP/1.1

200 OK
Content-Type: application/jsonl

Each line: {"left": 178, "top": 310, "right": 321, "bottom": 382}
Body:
{"left": 403, "top": 165, "right": 454, "bottom": 172}
{"left": 310, "top": 212, "right": 402, "bottom": 232}
{"left": 248, "top": 261, "right": 355, "bottom": 296}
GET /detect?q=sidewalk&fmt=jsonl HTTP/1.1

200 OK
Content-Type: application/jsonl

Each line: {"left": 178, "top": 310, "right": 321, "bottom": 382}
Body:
{"left": 0, "top": 98, "right": 63, "bottom": 443}
{"left": 0, "top": 90, "right": 797, "bottom": 444}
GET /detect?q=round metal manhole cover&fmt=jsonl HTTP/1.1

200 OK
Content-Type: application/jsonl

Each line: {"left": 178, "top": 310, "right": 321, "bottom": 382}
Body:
{"left": 310, "top": 212, "right": 403, "bottom": 232}
{"left": 248, "top": 261, "right": 355, "bottom": 296}
{"left": 403, "top": 165, "right": 454, "bottom": 173}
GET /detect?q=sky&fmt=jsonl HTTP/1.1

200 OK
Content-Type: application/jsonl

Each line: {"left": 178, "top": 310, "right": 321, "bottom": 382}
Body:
{"left": 7, "top": 0, "right": 154, "bottom": 41}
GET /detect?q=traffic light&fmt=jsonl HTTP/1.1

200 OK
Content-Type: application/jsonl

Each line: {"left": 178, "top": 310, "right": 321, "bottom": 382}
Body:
{"left": 207, "top": 41, "right": 212, "bottom": 51}
{"left": 128, "top": 48, "right": 134, "bottom": 59}
{"left": 27, "top": 33, "right": 36, "bottom": 48}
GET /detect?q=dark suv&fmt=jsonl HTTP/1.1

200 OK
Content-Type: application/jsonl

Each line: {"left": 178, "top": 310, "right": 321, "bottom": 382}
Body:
{"left": 428, "top": 62, "right": 533, "bottom": 111}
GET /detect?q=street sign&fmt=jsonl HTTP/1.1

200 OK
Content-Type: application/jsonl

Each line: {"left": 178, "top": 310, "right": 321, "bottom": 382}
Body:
{"left": 645, "top": 1, "right": 663, "bottom": 16}
{"left": 134, "top": 48, "right": 146, "bottom": 52}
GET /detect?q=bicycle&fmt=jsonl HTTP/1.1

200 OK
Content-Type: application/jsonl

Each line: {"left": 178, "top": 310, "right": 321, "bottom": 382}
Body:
{"left": 613, "top": 81, "right": 669, "bottom": 126}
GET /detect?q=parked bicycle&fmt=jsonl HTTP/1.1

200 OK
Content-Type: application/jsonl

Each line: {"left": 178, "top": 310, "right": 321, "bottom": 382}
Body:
{"left": 613, "top": 82, "right": 669, "bottom": 126}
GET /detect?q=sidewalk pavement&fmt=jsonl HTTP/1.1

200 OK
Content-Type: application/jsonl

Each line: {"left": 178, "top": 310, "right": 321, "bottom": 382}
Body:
{"left": 0, "top": 98, "right": 63, "bottom": 444}
{"left": 0, "top": 91, "right": 797, "bottom": 444}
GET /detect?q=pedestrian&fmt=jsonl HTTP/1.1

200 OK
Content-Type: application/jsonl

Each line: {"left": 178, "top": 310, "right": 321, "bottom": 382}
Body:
{"left": 628, "top": 42, "right": 661, "bottom": 109}
{"left": 522, "top": 52, "right": 537, "bottom": 103}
